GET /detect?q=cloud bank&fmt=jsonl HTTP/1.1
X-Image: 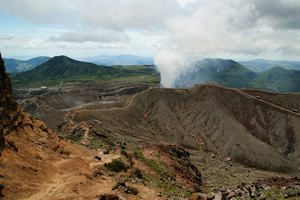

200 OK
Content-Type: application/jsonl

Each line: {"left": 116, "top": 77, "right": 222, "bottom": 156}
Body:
{"left": 0, "top": 0, "right": 180, "bottom": 57}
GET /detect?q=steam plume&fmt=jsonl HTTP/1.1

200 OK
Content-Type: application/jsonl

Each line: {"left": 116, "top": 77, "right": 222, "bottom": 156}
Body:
{"left": 154, "top": 0, "right": 300, "bottom": 87}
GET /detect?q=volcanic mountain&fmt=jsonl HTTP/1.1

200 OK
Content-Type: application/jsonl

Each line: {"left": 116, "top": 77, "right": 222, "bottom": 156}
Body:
{"left": 175, "top": 59, "right": 257, "bottom": 88}
{"left": 10, "top": 55, "right": 159, "bottom": 88}
{"left": 71, "top": 84, "right": 300, "bottom": 173}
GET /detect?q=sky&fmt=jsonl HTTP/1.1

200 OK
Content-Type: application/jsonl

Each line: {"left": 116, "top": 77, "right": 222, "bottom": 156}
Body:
{"left": 0, "top": 0, "right": 300, "bottom": 61}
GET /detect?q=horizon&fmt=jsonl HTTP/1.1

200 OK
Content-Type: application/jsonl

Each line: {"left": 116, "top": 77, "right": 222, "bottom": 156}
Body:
{"left": 3, "top": 53, "right": 300, "bottom": 64}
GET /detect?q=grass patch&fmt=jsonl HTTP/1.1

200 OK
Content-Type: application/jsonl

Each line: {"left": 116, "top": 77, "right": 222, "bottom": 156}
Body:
{"left": 142, "top": 172, "right": 155, "bottom": 182}
{"left": 135, "top": 151, "right": 176, "bottom": 181}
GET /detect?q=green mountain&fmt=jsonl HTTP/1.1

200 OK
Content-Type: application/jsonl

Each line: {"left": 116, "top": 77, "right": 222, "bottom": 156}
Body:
{"left": 3, "top": 56, "right": 51, "bottom": 72}
{"left": 10, "top": 55, "right": 159, "bottom": 88}
{"left": 240, "top": 59, "right": 300, "bottom": 72}
{"left": 253, "top": 67, "right": 300, "bottom": 92}
{"left": 175, "top": 58, "right": 300, "bottom": 93}
{"left": 175, "top": 58, "right": 257, "bottom": 88}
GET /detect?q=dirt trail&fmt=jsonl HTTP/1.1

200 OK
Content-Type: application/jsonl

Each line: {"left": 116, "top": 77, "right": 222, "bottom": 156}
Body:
{"left": 81, "top": 126, "right": 90, "bottom": 146}
{"left": 23, "top": 148, "right": 160, "bottom": 200}
{"left": 23, "top": 150, "right": 121, "bottom": 200}
{"left": 23, "top": 156, "right": 81, "bottom": 200}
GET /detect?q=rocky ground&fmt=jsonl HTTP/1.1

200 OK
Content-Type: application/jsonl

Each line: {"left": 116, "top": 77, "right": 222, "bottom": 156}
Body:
{"left": 56, "top": 119, "right": 300, "bottom": 200}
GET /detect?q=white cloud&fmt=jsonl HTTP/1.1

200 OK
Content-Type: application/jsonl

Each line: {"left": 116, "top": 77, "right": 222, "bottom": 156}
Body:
{"left": 49, "top": 29, "right": 129, "bottom": 43}
{"left": 0, "top": 0, "right": 178, "bottom": 57}
{"left": 0, "top": 0, "right": 180, "bottom": 30}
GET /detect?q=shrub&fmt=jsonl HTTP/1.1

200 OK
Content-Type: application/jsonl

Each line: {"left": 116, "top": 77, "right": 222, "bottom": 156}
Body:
{"left": 121, "top": 150, "right": 131, "bottom": 159}
{"left": 104, "top": 159, "right": 127, "bottom": 172}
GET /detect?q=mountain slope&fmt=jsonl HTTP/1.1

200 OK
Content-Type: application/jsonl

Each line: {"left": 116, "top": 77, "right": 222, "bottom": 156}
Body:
{"left": 73, "top": 84, "right": 300, "bottom": 173}
{"left": 241, "top": 59, "right": 300, "bottom": 72}
{"left": 253, "top": 67, "right": 300, "bottom": 92}
{"left": 10, "top": 55, "right": 159, "bottom": 88}
{"left": 3, "top": 56, "right": 50, "bottom": 72}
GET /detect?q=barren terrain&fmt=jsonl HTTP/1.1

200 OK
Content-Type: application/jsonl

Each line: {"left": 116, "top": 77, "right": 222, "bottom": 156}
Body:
{"left": 14, "top": 81, "right": 153, "bottom": 129}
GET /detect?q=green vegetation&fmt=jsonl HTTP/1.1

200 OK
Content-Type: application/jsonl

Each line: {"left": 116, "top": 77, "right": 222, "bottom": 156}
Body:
{"left": 104, "top": 159, "right": 128, "bottom": 172}
{"left": 134, "top": 150, "right": 146, "bottom": 161}
{"left": 264, "top": 188, "right": 300, "bottom": 199}
{"left": 134, "top": 150, "right": 176, "bottom": 181}
{"left": 10, "top": 56, "right": 159, "bottom": 89}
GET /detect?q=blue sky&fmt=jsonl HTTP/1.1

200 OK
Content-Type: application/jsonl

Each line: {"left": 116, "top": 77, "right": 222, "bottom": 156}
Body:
{"left": 0, "top": 0, "right": 300, "bottom": 63}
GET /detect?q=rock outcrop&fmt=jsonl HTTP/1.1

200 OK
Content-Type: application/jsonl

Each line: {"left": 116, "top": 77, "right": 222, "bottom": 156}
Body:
{"left": 0, "top": 52, "right": 19, "bottom": 154}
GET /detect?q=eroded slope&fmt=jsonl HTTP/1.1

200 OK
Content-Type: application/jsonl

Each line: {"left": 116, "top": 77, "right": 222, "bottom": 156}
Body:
{"left": 73, "top": 84, "right": 300, "bottom": 172}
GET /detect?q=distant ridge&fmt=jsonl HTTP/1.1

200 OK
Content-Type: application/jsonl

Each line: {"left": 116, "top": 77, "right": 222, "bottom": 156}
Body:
{"left": 3, "top": 56, "right": 50, "bottom": 72}
{"left": 80, "top": 54, "right": 153, "bottom": 65}
{"left": 240, "top": 59, "right": 300, "bottom": 72}
{"left": 175, "top": 58, "right": 300, "bottom": 92}
{"left": 9, "top": 56, "right": 300, "bottom": 92}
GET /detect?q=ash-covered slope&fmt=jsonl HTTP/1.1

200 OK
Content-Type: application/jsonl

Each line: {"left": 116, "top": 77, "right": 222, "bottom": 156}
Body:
{"left": 74, "top": 84, "right": 300, "bottom": 173}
